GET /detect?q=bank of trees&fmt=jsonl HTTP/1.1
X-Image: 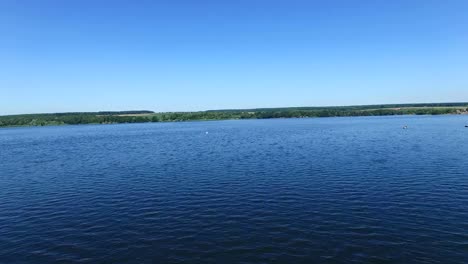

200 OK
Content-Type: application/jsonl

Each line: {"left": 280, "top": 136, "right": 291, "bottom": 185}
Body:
{"left": 0, "top": 105, "right": 467, "bottom": 127}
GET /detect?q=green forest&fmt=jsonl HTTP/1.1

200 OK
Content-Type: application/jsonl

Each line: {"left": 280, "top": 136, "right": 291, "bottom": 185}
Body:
{"left": 1, "top": 103, "right": 467, "bottom": 127}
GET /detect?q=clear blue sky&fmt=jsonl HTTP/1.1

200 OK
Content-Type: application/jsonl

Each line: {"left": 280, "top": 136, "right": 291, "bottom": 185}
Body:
{"left": 1, "top": 0, "right": 468, "bottom": 115}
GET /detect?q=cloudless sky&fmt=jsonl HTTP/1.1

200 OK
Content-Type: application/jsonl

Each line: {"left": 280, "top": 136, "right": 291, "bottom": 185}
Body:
{"left": 1, "top": 0, "right": 468, "bottom": 115}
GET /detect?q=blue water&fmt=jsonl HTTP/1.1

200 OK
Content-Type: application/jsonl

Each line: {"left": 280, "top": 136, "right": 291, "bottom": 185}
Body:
{"left": 1, "top": 115, "right": 468, "bottom": 263}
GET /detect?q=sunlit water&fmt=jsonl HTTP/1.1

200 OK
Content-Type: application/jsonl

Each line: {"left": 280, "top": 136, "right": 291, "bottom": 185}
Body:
{"left": 1, "top": 115, "right": 468, "bottom": 263}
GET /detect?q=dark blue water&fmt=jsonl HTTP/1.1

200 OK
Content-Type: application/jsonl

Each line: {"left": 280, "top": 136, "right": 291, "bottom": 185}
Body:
{"left": 1, "top": 116, "right": 468, "bottom": 263}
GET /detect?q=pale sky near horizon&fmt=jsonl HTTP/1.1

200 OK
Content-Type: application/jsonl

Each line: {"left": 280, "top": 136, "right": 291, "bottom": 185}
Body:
{"left": 1, "top": 0, "right": 468, "bottom": 115}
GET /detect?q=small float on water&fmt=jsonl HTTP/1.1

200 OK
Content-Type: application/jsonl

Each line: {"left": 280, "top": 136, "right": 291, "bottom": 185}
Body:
{"left": 403, "top": 125, "right": 408, "bottom": 129}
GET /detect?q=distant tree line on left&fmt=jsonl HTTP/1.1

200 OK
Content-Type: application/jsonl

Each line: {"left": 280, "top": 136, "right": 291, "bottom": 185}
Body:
{"left": 0, "top": 111, "right": 155, "bottom": 127}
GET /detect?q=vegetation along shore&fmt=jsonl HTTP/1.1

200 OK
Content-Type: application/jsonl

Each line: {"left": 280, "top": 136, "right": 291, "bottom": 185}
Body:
{"left": 1, "top": 103, "right": 467, "bottom": 128}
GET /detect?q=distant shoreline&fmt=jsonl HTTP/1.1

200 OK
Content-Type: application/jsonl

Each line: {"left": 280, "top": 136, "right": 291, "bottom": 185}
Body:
{"left": 1, "top": 103, "right": 467, "bottom": 128}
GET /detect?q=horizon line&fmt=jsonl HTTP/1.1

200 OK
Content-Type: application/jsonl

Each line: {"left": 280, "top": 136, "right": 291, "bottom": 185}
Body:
{"left": 2, "top": 101, "right": 468, "bottom": 117}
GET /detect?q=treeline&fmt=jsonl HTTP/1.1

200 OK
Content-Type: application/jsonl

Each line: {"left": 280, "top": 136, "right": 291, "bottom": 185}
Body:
{"left": 0, "top": 111, "right": 240, "bottom": 127}
{"left": 232, "top": 107, "right": 466, "bottom": 119}
{"left": 0, "top": 113, "right": 145, "bottom": 127}
{"left": 16, "top": 110, "right": 154, "bottom": 117}
{"left": 208, "top": 102, "right": 468, "bottom": 112}
{"left": 0, "top": 104, "right": 467, "bottom": 127}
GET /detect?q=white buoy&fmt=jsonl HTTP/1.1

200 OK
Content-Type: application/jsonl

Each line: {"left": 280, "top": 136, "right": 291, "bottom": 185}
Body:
{"left": 205, "top": 131, "right": 209, "bottom": 134}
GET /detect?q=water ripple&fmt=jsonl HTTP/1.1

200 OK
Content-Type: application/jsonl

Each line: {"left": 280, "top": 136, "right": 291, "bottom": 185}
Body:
{"left": 1, "top": 116, "right": 468, "bottom": 263}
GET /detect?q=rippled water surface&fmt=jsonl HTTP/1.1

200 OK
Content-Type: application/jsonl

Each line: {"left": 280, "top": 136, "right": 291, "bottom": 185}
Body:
{"left": 1, "top": 116, "right": 468, "bottom": 263}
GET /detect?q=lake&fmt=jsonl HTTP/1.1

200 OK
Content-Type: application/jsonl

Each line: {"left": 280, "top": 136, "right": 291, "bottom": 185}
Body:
{"left": 1, "top": 115, "right": 467, "bottom": 263}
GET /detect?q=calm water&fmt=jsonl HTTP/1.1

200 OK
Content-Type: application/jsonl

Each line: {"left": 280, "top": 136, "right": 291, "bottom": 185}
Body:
{"left": 1, "top": 116, "right": 468, "bottom": 263}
